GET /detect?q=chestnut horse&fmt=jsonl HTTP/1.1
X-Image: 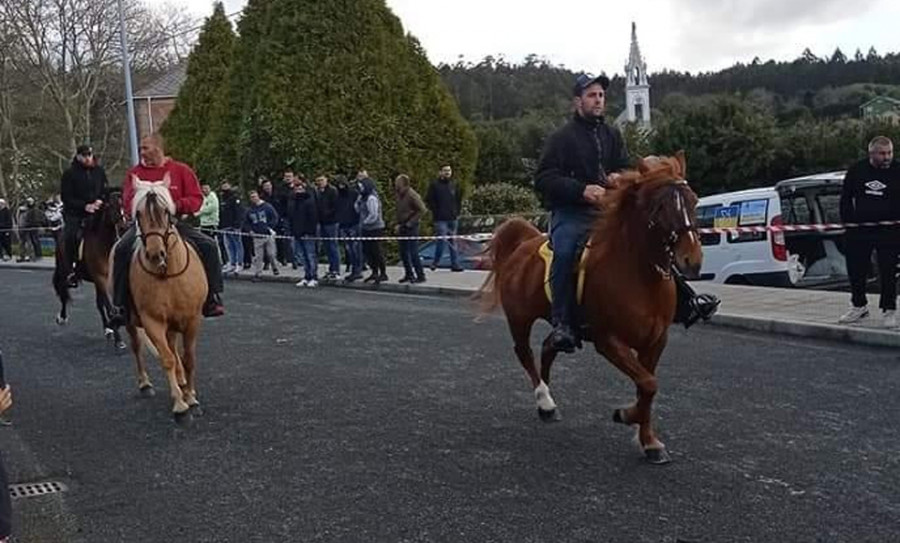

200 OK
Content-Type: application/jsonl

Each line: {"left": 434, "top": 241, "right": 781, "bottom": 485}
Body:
{"left": 52, "top": 190, "right": 127, "bottom": 349}
{"left": 120, "top": 176, "right": 207, "bottom": 424}
{"left": 478, "top": 154, "right": 703, "bottom": 464}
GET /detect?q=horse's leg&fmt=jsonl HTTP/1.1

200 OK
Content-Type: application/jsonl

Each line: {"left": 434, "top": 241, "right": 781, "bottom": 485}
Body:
{"left": 510, "top": 317, "right": 561, "bottom": 422}
{"left": 52, "top": 267, "right": 70, "bottom": 325}
{"left": 127, "top": 325, "right": 154, "bottom": 397}
{"left": 181, "top": 322, "right": 200, "bottom": 410}
{"left": 95, "top": 279, "right": 125, "bottom": 350}
{"left": 144, "top": 322, "right": 191, "bottom": 421}
{"left": 598, "top": 336, "right": 670, "bottom": 464}
{"left": 167, "top": 330, "right": 187, "bottom": 389}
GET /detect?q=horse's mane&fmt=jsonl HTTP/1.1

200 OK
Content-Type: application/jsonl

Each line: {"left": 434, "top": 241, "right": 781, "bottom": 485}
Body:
{"left": 591, "top": 155, "right": 688, "bottom": 255}
{"left": 131, "top": 178, "right": 175, "bottom": 227}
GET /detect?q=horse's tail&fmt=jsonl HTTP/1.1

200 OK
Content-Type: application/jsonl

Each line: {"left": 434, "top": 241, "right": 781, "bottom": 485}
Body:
{"left": 476, "top": 217, "right": 542, "bottom": 316}
{"left": 136, "top": 328, "right": 159, "bottom": 359}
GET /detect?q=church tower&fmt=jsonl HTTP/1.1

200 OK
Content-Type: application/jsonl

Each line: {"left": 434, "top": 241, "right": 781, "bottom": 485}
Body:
{"left": 624, "top": 22, "right": 651, "bottom": 127}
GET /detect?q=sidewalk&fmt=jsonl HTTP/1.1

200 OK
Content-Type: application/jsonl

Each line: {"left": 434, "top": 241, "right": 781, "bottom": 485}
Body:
{"left": 3, "top": 258, "right": 898, "bottom": 348}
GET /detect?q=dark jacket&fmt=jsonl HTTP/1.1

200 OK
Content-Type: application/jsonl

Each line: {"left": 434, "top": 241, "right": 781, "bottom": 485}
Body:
{"left": 219, "top": 190, "right": 245, "bottom": 229}
{"left": 316, "top": 184, "right": 338, "bottom": 225}
{"left": 244, "top": 201, "right": 279, "bottom": 236}
{"left": 425, "top": 178, "right": 462, "bottom": 222}
{"left": 336, "top": 183, "right": 360, "bottom": 227}
{"left": 0, "top": 207, "right": 12, "bottom": 230}
{"left": 534, "top": 114, "right": 629, "bottom": 211}
{"left": 61, "top": 159, "right": 108, "bottom": 219}
{"left": 287, "top": 190, "right": 319, "bottom": 237}
{"left": 840, "top": 159, "right": 900, "bottom": 238}
{"left": 396, "top": 187, "right": 426, "bottom": 226}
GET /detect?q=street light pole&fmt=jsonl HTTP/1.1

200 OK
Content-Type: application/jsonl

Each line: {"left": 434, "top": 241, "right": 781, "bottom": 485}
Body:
{"left": 118, "top": 0, "right": 139, "bottom": 166}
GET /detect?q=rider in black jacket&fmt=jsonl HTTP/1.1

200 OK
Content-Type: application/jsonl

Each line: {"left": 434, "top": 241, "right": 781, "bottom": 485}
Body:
{"left": 60, "top": 145, "right": 108, "bottom": 286}
{"left": 535, "top": 74, "right": 718, "bottom": 353}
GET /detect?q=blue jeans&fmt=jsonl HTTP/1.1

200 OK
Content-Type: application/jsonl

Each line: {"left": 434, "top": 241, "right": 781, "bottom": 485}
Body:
{"left": 433, "top": 220, "right": 460, "bottom": 269}
{"left": 399, "top": 223, "right": 425, "bottom": 279}
{"left": 293, "top": 237, "right": 318, "bottom": 280}
{"left": 223, "top": 229, "right": 244, "bottom": 269}
{"left": 549, "top": 208, "right": 596, "bottom": 327}
{"left": 319, "top": 223, "right": 341, "bottom": 274}
{"left": 339, "top": 224, "right": 362, "bottom": 275}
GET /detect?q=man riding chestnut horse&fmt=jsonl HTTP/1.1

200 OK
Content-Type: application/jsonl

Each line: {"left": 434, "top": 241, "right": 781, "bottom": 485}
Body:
{"left": 536, "top": 73, "right": 719, "bottom": 353}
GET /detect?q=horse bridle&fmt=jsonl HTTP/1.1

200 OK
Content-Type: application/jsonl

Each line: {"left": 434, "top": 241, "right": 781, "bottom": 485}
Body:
{"left": 648, "top": 179, "right": 695, "bottom": 280}
{"left": 137, "top": 217, "right": 192, "bottom": 279}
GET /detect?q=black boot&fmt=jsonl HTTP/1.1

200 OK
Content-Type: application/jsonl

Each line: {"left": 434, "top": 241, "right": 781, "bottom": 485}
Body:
{"left": 673, "top": 271, "right": 720, "bottom": 329}
{"left": 549, "top": 322, "right": 577, "bottom": 354}
{"left": 203, "top": 292, "right": 225, "bottom": 318}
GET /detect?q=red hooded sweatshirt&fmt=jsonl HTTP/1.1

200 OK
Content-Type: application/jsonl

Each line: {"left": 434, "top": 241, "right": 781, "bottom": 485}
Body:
{"left": 122, "top": 158, "right": 203, "bottom": 219}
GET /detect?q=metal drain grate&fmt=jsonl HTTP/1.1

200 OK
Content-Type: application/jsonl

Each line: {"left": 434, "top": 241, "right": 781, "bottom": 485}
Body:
{"left": 8, "top": 481, "right": 68, "bottom": 499}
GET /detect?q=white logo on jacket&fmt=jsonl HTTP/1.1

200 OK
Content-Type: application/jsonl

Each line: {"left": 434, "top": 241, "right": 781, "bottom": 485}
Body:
{"left": 864, "top": 180, "right": 887, "bottom": 196}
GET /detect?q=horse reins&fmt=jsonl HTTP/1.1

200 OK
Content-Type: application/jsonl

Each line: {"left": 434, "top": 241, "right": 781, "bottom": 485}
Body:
{"left": 650, "top": 179, "right": 693, "bottom": 280}
{"left": 138, "top": 226, "right": 192, "bottom": 280}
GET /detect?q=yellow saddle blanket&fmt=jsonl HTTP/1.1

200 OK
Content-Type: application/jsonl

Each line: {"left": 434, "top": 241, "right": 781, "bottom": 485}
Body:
{"left": 539, "top": 240, "right": 589, "bottom": 305}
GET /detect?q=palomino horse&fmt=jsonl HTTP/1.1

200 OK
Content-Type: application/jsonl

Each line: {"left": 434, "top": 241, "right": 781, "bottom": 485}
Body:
{"left": 52, "top": 190, "right": 127, "bottom": 350}
{"left": 478, "top": 153, "right": 703, "bottom": 464}
{"left": 121, "top": 176, "right": 207, "bottom": 424}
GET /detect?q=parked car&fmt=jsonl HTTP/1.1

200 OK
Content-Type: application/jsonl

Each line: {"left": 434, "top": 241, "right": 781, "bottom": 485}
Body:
{"left": 696, "top": 171, "right": 853, "bottom": 288}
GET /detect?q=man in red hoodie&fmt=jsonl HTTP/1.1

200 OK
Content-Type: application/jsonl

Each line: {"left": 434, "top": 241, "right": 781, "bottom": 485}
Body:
{"left": 108, "top": 134, "right": 224, "bottom": 326}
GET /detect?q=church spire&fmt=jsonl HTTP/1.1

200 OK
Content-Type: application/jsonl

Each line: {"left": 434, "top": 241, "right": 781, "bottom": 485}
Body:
{"left": 623, "top": 22, "right": 651, "bottom": 127}
{"left": 626, "top": 21, "right": 648, "bottom": 87}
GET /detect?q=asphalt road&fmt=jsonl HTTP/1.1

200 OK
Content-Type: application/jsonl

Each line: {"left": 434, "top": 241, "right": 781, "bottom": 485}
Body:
{"left": 0, "top": 268, "right": 898, "bottom": 542}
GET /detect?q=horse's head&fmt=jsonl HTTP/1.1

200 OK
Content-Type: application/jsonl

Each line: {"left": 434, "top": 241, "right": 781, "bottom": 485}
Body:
{"left": 633, "top": 152, "right": 703, "bottom": 278}
{"left": 99, "top": 190, "right": 126, "bottom": 236}
{"left": 132, "top": 174, "right": 176, "bottom": 273}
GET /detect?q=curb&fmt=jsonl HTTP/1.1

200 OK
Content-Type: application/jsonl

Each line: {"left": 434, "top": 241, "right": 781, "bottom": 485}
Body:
{"left": 3, "top": 264, "right": 896, "bottom": 349}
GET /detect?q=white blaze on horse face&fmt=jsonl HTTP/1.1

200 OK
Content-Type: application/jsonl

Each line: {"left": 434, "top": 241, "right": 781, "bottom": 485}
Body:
{"left": 131, "top": 177, "right": 176, "bottom": 220}
{"left": 534, "top": 381, "right": 557, "bottom": 412}
{"left": 675, "top": 191, "right": 691, "bottom": 228}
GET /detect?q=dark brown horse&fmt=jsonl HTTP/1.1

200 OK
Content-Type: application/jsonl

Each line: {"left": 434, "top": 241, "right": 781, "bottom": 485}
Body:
{"left": 53, "top": 190, "right": 127, "bottom": 349}
{"left": 478, "top": 153, "right": 703, "bottom": 464}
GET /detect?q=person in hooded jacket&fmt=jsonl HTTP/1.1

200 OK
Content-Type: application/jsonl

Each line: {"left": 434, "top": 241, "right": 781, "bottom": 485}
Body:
{"left": 219, "top": 182, "right": 245, "bottom": 275}
{"left": 288, "top": 180, "right": 320, "bottom": 287}
{"left": 355, "top": 171, "right": 387, "bottom": 283}
{"left": 60, "top": 144, "right": 108, "bottom": 284}
{"left": 335, "top": 175, "right": 363, "bottom": 281}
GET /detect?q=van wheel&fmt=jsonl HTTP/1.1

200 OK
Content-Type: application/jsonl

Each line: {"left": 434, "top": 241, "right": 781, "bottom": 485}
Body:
{"left": 725, "top": 275, "right": 750, "bottom": 285}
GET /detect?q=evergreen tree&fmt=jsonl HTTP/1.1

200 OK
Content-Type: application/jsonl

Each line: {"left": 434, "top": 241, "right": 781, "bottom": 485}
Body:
{"left": 160, "top": 2, "right": 235, "bottom": 180}
{"left": 206, "top": 0, "right": 477, "bottom": 203}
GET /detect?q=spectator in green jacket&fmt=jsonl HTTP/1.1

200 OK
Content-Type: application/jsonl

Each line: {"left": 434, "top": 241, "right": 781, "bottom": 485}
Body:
{"left": 197, "top": 183, "right": 220, "bottom": 237}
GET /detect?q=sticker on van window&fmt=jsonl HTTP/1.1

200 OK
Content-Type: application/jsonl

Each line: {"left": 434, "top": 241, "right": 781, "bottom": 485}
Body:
{"left": 739, "top": 199, "right": 768, "bottom": 226}
{"left": 713, "top": 205, "right": 740, "bottom": 229}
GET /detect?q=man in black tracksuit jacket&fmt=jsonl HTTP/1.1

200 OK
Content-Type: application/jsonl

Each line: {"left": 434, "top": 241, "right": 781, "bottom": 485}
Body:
{"left": 60, "top": 144, "right": 108, "bottom": 285}
{"left": 535, "top": 73, "right": 719, "bottom": 353}
{"left": 838, "top": 136, "right": 900, "bottom": 325}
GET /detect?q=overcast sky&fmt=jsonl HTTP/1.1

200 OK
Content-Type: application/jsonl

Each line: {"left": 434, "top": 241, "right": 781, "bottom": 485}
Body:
{"left": 175, "top": 0, "right": 900, "bottom": 74}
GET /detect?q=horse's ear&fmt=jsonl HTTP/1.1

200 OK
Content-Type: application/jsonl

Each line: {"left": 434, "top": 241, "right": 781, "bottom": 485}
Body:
{"left": 162, "top": 173, "right": 171, "bottom": 189}
{"left": 675, "top": 150, "right": 687, "bottom": 178}
{"left": 637, "top": 157, "right": 652, "bottom": 174}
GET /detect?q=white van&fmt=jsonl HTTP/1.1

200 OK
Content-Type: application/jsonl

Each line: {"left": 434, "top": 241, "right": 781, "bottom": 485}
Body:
{"left": 696, "top": 171, "right": 848, "bottom": 287}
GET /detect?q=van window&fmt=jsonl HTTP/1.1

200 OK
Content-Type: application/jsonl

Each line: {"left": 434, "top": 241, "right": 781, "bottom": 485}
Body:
{"left": 727, "top": 199, "right": 768, "bottom": 243}
{"left": 817, "top": 193, "right": 842, "bottom": 224}
{"left": 696, "top": 204, "right": 722, "bottom": 246}
{"left": 781, "top": 195, "right": 811, "bottom": 225}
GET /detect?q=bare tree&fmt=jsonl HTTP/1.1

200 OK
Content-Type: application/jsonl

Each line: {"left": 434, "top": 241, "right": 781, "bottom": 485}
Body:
{"left": 0, "top": 0, "right": 198, "bottom": 197}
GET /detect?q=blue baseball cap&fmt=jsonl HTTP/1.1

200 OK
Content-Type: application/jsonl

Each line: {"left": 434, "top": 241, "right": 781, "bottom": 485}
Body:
{"left": 573, "top": 73, "right": 610, "bottom": 96}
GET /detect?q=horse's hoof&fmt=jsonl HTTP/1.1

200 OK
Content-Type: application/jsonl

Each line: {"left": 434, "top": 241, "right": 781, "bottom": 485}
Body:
{"left": 644, "top": 447, "right": 672, "bottom": 465}
{"left": 189, "top": 404, "right": 204, "bottom": 417}
{"left": 538, "top": 408, "right": 562, "bottom": 423}
{"left": 55, "top": 315, "right": 67, "bottom": 326}
{"left": 139, "top": 385, "right": 155, "bottom": 398}
{"left": 104, "top": 328, "right": 114, "bottom": 340}
{"left": 173, "top": 410, "right": 193, "bottom": 427}
{"left": 115, "top": 341, "right": 127, "bottom": 352}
